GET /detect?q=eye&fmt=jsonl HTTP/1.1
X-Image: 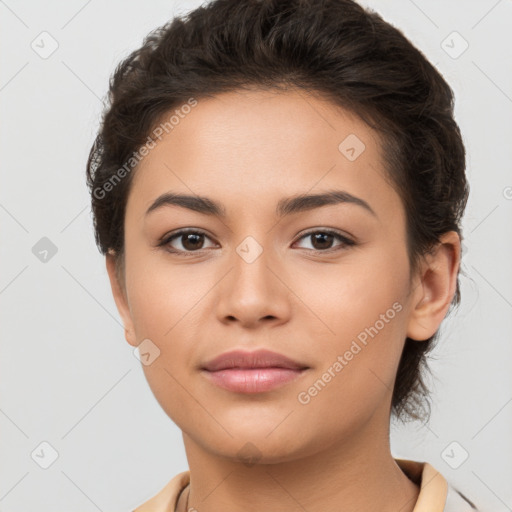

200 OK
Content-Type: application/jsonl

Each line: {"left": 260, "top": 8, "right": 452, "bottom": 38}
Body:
{"left": 293, "top": 229, "right": 355, "bottom": 252}
{"left": 158, "top": 228, "right": 355, "bottom": 256}
{"left": 159, "top": 229, "right": 217, "bottom": 254}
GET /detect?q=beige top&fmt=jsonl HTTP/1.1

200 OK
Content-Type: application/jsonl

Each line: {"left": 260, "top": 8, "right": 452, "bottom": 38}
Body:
{"left": 132, "top": 459, "right": 478, "bottom": 512}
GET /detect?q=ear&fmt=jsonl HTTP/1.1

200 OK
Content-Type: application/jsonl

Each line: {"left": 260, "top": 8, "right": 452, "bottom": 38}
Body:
{"left": 105, "top": 252, "right": 138, "bottom": 347}
{"left": 406, "top": 231, "right": 461, "bottom": 341}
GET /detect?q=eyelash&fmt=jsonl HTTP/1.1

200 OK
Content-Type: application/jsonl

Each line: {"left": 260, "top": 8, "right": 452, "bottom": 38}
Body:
{"left": 157, "top": 228, "right": 356, "bottom": 257}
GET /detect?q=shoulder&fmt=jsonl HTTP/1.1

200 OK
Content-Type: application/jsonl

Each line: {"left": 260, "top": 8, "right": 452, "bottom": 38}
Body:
{"left": 132, "top": 470, "right": 190, "bottom": 512}
{"left": 395, "top": 458, "right": 479, "bottom": 512}
{"left": 132, "top": 462, "right": 482, "bottom": 512}
{"left": 445, "top": 482, "right": 480, "bottom": 512}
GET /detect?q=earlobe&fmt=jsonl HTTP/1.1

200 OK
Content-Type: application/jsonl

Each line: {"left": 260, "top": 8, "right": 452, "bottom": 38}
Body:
{"left": 105, "top": 252, "right": 138, "bottom": 347}
{"left": 406, "top": 232, "right": 461, "bottom": 342}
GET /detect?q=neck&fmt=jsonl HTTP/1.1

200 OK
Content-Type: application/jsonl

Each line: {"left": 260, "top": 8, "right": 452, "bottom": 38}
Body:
{"left": 179, "top": 411, "right": 419, "bottom": 512}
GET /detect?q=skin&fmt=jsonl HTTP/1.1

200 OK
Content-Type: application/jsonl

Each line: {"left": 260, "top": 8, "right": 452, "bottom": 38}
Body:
{"left": 106, "top": 87, "right": 460, "bottom": 512}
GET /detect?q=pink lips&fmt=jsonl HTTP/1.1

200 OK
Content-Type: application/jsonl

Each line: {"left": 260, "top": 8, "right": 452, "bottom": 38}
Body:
{"left": 201, "top": 348, "right": 309, "bottom": 393}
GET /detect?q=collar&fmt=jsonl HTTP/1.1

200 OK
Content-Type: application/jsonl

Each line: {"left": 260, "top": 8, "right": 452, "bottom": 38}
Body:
{"left": 133, "top": 459, "right": 458, "bottom": 512}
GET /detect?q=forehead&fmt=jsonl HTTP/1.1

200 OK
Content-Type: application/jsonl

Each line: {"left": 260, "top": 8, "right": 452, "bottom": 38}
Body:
{"left": 126, "top": 88, "right": 402, "bottom": 222}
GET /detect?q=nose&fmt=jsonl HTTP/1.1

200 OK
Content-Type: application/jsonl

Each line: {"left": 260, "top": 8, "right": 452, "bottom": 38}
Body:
{"left": 214, "top": 244, "right": 292, "bottom": 329}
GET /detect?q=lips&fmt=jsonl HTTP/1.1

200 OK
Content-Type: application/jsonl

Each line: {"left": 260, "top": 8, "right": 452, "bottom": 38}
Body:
{"left": 201, "top": 348, "right": 309, "bottom": 372}
{"left": 200, "top": 349, "right": 310, "bottom": 393}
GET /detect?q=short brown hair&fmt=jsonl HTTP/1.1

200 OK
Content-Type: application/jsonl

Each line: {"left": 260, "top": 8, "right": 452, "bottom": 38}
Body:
{"left": 86, "top": 0, "right": 469, "bottom": 422}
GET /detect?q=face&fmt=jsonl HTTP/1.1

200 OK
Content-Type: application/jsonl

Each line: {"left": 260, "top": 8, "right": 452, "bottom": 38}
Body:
{"left": 107, "top": 88, "right": 447, "bottom": 463}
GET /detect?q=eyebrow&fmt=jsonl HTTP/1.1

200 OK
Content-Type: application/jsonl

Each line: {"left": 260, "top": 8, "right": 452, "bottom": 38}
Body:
{"left": 145, "top": 190, "right": 376, "bottom": 218}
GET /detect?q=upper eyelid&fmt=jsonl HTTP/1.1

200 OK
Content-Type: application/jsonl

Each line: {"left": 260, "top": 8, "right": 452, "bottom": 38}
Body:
{"left": 163, "top": 228, "right": 217, "bottom": 247}
{"left": 293, "top": 229, "right": 355, "bottom": 249}
{"left": 294, "top": 227, "right": 353, "bottom": 241}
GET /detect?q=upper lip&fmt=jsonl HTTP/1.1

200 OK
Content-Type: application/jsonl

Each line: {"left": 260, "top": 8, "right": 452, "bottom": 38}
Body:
{"left": 201, "top": 349, "right": 309, "bottom": 371}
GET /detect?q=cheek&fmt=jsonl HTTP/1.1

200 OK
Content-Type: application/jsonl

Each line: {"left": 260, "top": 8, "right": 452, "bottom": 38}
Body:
{"left": 293, "top": 291, "right": 408, "bottom": 444}
{"left": 125, "top": 248, "right": 209, "bottom": 340}
{"left": 295, "top": 249, "right": 411, "bottom": 403}
{"left": 123, "top": 253, "right": 219, "bottom": 424}
{"left": 292, "top": 241, "right": 410, "bottom": 344}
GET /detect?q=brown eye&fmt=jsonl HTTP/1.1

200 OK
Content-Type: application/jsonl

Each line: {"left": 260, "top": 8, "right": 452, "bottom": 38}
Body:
{"left": 294, "top": 229, "right": 355, "bottom": 252}
{"left": 310, "top": 232, "right": 335, "bottom": 250}
{"left": 180, "top": 232, "right": 205, "bottom": 251}
{"left": 161, "top": 229, "right": 217, "bottom": 254}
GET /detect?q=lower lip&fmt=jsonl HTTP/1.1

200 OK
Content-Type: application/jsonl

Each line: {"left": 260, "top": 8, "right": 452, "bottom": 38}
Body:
{"left": 202, "top": 368, "right": 307, "bottom": 393}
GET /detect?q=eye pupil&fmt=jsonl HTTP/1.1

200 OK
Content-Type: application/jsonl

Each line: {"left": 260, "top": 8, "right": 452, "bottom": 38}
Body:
{"left": 182, "top": 233, "right": 204, "bottom": 250}
{"left": 311, "top": 233, "right": 334, "bottom": 250}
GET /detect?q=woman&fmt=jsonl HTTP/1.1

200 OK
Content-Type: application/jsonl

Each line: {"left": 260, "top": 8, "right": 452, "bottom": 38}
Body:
{"left": 86, "top": 0, "right": 478, "bottom": 510}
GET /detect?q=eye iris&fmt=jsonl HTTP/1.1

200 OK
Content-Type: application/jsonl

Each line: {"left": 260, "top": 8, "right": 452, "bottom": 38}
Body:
{"left": 182, "top": 233, "right": 204, "bottom": 250}
{"left": 311, "top": 232, "right": 334, "bottom": 250}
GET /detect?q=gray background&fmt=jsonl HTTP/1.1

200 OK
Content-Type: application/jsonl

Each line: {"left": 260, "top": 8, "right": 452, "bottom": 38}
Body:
{"left": 1, "top": 0, "right": 511, "bottom": 510}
